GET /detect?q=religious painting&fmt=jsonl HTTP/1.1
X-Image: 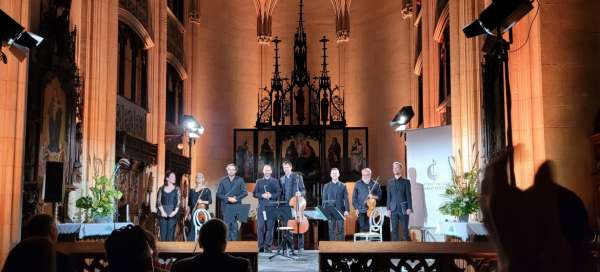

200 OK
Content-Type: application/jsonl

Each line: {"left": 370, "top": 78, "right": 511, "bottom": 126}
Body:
{"left": 347, "top": 128, "right": 368, "bottom": 180}
{"left": 42, "top": 77, "right": 68, "bottom": 162}
{"left": 234, "top": 129, "right": 256, "bottom": 182}
{"left": 279, "top": 130, "right": 321, "bottom": 179}
{"left": 257, "top": 130, "right": 276, "bottom": 174}
{"left": 325, "top": 129, "right": 344, "bottom": 172}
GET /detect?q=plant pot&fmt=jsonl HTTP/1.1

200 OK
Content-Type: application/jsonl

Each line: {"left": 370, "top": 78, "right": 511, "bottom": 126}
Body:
{"left": 458, "top": 215, "right": 469, "bottom": 223}
{"left": 94, "top": 215, "right": 113, "bottom": 223}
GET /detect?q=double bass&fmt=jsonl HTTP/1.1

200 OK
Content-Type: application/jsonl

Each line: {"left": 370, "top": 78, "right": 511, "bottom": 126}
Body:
{"left": 287, "top": 175, "right": 309, "bottom": 234}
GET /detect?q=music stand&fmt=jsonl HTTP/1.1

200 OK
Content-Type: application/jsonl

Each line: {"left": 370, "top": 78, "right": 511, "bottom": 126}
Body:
{"left": 317, "top": 205, "right": 345, "bottom": 222}
{"left": 266, "top": 203, "right": 295, "bottom": 260}
{"left": 223, "top": 204, "right": 251, "bottom": 224}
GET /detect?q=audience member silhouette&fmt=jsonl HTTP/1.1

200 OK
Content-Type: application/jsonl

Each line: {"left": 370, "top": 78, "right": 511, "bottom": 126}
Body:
{"left": 22, "top": 214, "right": 75, "bottom": 272}
{"left": 2, "top": 237, "right": 56, "bottom": 272}
{"left": 480, "top": 151, "right": 592, "bottom": 272}
{"left": 105, "top": 225, "right": 154, "bottom": 272}
{"left": 171, "top": 219, "right": 252, "bottom": 272}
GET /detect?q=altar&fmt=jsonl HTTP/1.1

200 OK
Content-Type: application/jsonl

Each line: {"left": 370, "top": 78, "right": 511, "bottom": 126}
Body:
{"left": 57, "top": 223, "right": 132, "bottom": 241}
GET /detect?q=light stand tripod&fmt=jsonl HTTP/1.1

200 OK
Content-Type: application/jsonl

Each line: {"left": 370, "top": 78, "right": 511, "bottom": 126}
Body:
{"left": 481, "top": 32, "right": 517, "bottom": 185}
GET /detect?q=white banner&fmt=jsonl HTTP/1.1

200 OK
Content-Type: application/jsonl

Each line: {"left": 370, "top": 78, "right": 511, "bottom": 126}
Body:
{"left": 405, "top": 125, "right": 453, "bottom": 231}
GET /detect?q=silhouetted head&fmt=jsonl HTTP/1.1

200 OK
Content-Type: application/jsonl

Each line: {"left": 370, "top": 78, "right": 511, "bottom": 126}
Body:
{"left": 105, "top": 225, "right": 153, "bottom": 272}
{"left": 198, "top": 219, "right": 228, "bottom": 254}
{"left": 23, "top": 214, "right": 58, "bottom": 242}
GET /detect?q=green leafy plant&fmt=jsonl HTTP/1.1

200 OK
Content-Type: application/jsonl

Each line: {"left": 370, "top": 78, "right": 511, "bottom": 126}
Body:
{"left": 439, "top": 147, "right": 480, "bottom": 219}
{"left": 76, "top": 175, "right": 123, "bottom": 220}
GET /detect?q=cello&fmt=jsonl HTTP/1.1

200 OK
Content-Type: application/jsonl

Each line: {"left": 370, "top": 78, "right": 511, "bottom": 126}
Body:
{"left": 287, "top": 174, "right": 309, "bottom": 234}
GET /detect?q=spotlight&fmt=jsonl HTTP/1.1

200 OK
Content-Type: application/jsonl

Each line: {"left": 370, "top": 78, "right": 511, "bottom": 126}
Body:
{"left": 390, "top": 106, "right": 415, "bottom": 132}
{"left": 0, "top": 9, "right": 44, "bottom": 63}
{"left": 181, "top": 115, "right": 199, "bottom": 130}
{"left": 462, "top": 0, "right": 533, "bottom": 38}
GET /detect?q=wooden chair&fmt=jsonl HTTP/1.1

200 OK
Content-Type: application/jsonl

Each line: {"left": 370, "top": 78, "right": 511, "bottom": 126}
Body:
{"left": 353, "top": 208, "right": 384, "bottom": 242}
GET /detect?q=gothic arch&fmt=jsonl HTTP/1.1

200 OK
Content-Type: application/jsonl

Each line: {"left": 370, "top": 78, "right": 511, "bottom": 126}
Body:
{"left": 118, "top": 8, "right": 154, "bottom": 49}
{"left": 166, "top": 52, "right": 188, "bottom": 80}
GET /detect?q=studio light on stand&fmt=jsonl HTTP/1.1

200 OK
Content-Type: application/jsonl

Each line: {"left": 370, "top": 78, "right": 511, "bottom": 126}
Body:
{"left": 463, "top": 0, "right": 535, "bottom": 185}
{"left": 390, "top": 106, "right": 415, "bottom": 136}
{"left": 181, "top": 115, "right": 205, "bottom": 166}
{"left": 0, "top": 9, "right": 44, "bottom": 64}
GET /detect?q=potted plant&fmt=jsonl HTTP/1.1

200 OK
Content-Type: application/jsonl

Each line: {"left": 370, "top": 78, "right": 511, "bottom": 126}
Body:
{"left": 76, "top": 175, "right": 123, "bottom": 223}
{"left": 439, "top": 148, "right": 480, "bottom": 222}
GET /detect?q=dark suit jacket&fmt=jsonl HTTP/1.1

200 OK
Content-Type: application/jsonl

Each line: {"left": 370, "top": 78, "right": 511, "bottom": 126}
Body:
{"left": 253, "top": 177, "right": 281, "bottom": 209}
{"left": 387, "top": 177, "right": 413, "bottom": 214}
{"left": 279, "top": 173, "right": 305, "bottom": 201}
{"left": 322, "top": 181, "right": 350, "bottom": 214}
{"left": 216, "top": 176, "right": 248, "bottom": 211}
{"left": 171, "top": 253, "right": 252, "bottom": 272}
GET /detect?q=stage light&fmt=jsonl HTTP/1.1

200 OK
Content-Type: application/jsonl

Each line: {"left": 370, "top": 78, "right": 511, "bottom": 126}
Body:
{"left": 463, "top": 0, "right": 533, "bottom": 38}
{"left": 390, "top": 106, "right": 415, "bottom": 132}
{"left": 182, "top": 115, "right": 199, "bottom": 130}
{"left": 0, "top": 9, "right": 44, "bottom": 63}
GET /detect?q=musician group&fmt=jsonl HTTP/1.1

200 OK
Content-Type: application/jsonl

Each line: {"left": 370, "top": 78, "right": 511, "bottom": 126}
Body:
{"left": 158, "top": 160, "right": 413, "bottom": 252}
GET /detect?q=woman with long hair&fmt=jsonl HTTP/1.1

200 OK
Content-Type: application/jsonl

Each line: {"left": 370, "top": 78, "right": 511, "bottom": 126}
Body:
{"left": 186, "top": 172, "right": 212, "bottom": 241}
{"left": 157, "top": 171, "right": 181, "bottom": 241}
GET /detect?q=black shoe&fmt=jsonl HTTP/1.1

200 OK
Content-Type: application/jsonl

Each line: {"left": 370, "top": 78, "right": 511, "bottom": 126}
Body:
{"left": 259, "top": 248, "right": 264, "bottom": 253}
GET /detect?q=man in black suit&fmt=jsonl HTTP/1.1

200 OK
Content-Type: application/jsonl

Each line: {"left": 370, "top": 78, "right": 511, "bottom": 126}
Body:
{"left": 322, "top": 168, "right": 349, "bottom": 240}
{"left": 253, "top": 164, "right": 281, "bottom": 253}
{"left": 171, "top": 219, "right": 252, "bottom": 272}
{"left": 279, "top": 160, "right": 306, "bottom": 253}
{"left": 386, "top": 162, "right": 413, "bottom": 241}
{"left": 216, "top": 163, "right": 248, "bottom": 241}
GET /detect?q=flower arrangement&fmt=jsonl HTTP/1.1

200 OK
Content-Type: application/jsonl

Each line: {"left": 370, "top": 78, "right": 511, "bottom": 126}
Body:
{"left": 439, "top": 146, "right": 480, "bottom": 222}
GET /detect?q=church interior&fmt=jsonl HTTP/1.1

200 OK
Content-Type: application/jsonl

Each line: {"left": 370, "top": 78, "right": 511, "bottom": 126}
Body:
{"left": 0, "top": 0, "right": 599, "bottom": 271}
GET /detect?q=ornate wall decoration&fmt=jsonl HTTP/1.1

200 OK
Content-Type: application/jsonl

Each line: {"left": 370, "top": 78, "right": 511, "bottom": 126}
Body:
{"left": 329, "top": 0, "right": 351, "bottom": 41}
{"left": 116, "top": 96, "right": 148, "bottom": 140}
{"left": 254, "top": 0, "right": 279, "bottom": 43}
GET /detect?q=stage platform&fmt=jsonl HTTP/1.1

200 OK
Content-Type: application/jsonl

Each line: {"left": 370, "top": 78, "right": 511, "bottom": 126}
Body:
{"left": 57, "top": 241, "right": 497, "bottom": 271}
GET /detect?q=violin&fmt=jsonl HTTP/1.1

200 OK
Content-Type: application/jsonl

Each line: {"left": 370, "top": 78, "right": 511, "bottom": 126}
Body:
{"left": 366, "top": 177, "right": 380, "bottom": 217}
{"left": 286, "top": 174, "right": 309, "bottom": 234}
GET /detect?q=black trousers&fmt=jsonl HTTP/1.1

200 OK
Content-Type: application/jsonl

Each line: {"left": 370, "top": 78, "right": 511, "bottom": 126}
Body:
{"left": 257, "top": 208, "right": 275, "bottom": 249}
{"left": 159, "top": 216, "right": 177, "bottom": 241}
{"left": 358, "top": 212, "right": 369, "bottom": 232}
{"left": 390, "top": 212, "right": 410, "bottom": 241}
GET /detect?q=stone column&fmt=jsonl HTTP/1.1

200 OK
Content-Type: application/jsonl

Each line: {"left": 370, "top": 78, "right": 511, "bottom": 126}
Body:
{"left": 147, "top": 0, "right": 168, "bottom": 212}
{"left": 79, "top": 0, "right": 119, "bottom": 192}
{"left": 0, "top": 0, "right": 30, "bottom": 265}
{"left": 449, "top": 0, "right": 483, "bottom": 170}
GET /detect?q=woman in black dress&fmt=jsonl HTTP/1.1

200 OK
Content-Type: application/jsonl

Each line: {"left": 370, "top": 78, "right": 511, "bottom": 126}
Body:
{"left": 157, "top": 171, "right": 181, "bottom": 241}
{"left": 186, "top": 172, "right": 212, "bottom": 241}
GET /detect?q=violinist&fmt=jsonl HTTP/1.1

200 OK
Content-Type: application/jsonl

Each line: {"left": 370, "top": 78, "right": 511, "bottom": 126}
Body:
{"left": 352, "top": 168, "right": 381, "bottom": 232}
{"left": 279, "top": 160, "right": 306, "bottom": 253}
{"left": 186, "top": 172, "right": 212, "bottom": 241}
{"left": 253, "top": 165, "right": 281, "bottom": 253}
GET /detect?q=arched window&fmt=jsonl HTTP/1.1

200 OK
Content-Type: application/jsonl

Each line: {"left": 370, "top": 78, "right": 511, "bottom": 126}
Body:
{"left": 166, "top": 64, "right": 184, "bottom": 124}
{"left": 438, "top": 27, "right": 450, "bottom": 105}
{"left": 167, "top": 0, "right": 184, "bottom": 23}
{"left": 118, "top": 22, "right": 148, "bottom": 109}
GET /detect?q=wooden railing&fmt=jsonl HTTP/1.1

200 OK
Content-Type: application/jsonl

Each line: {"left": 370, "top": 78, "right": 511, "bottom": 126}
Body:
{"left": 57, "top": 241, "right": 258, "bottom": 272}
{"left": 319, "top": 242, "right": 497, "bottom": 272}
